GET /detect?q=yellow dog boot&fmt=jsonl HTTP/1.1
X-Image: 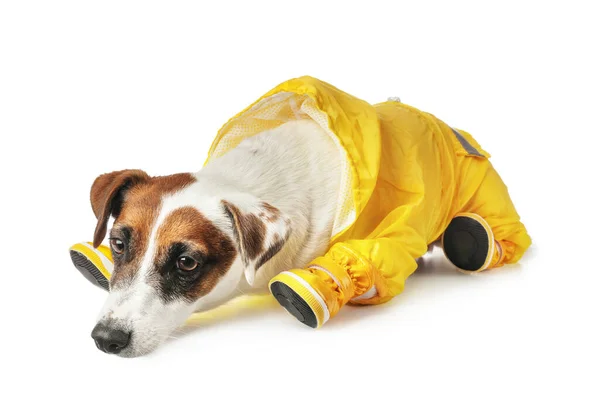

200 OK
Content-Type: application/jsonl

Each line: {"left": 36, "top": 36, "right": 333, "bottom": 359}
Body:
{"left": 442, "top": 213, "right": 505, "bottom": 273}
{"left": 69, "top": 242, "right": 113, "bottom": 290}
{"left": 269, "top": 253, "right": 369, "bottom": 328}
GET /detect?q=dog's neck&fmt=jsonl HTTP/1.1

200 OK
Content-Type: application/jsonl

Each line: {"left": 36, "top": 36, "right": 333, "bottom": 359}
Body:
{"left": 193, "top": 120, "right": 342, "bottom": 295}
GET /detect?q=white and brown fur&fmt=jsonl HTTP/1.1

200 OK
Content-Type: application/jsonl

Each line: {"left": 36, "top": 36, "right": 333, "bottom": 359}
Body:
{"left": 91, "top": 120, "right": 341, "bottom": 356}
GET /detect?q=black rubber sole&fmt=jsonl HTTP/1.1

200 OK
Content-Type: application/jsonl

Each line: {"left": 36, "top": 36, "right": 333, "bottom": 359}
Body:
{"left": 270, "top": 281, "right": 318, "bottom": 328}
{"left": 70, "top": 250, "right": 110, "bottom": 291}
{"left": 443, "top": 216, "right": 491, "bottom": 272}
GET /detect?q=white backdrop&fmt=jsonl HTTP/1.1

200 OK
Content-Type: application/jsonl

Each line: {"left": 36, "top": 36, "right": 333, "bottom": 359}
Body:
{"left": 1, "top": 1, "right": 598, "bottom": 402}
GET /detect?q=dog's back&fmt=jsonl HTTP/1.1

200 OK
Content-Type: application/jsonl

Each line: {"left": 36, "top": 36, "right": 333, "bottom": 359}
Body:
{"left": 202, "top": 119, "right": 343, "bottom": 285}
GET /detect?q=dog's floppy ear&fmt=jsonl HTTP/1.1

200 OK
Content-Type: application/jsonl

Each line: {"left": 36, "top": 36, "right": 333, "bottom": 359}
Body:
{"left": 222, "top": 200, "right": 291, "bottom": 285}
{"left": 90, "top": 169, "right": 150, "bottom": 248}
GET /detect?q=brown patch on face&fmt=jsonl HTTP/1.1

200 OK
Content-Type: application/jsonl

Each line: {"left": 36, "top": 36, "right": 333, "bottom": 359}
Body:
{"left": 151, "top": 207, "right": 236, "bottom": 302}
{"left": 102, "top": 172, "right": 197, "bottom": 288}
{"left": 222, "top": 201, "right": 266, "bottom": 264}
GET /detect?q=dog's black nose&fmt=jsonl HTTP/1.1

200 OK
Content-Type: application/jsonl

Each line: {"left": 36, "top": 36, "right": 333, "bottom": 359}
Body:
{"left": 91, "top": 322, "right": 131, "bottom": 354}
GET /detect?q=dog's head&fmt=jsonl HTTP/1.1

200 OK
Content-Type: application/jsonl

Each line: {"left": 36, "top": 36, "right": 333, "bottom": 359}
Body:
{"left": 89, "top": 169, "right": 290, "bottom": 357}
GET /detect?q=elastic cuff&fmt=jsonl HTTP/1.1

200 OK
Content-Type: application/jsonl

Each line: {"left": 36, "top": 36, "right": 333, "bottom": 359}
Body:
{"left": 318, "top": 243, "right": 377, "bottom": 298}
{"left": 308, "top": 255, "right": 354, "bottom": 304}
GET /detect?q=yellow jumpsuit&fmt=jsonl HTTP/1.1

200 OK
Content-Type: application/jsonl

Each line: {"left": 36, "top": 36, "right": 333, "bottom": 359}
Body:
{"left": 207, "top": 76, "right": 531, "bottom": 313}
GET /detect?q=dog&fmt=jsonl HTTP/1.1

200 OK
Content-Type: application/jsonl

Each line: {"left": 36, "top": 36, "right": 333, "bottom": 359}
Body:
{"left": 90, "top": 120, "right": 340, "bottom": 356}
{"left": 85, "top": 76, "right": 531, "bottom": 357}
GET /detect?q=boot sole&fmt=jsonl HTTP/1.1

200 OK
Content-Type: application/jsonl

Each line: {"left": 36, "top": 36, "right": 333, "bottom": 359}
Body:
{"left": 270, "top": 281, "right": 318, "bottom": 328}
{"left": 442, "top": 213, "right": 494, "bottom": 273}
{"left": 70, "top": 250, "right": 110, "bottom": 290}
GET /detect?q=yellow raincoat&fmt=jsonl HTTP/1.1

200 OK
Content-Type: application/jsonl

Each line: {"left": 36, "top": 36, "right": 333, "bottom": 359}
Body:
{"left": 206, "top": 76, "right": 531, "bottom": 307}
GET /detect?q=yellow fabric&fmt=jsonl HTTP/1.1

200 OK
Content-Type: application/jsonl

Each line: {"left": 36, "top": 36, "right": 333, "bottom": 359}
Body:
{"left": 207, "top": 76, "right": 532, "bottom": 310}
{"left": 309, "top": 255, "right": 356, "bottom": 304}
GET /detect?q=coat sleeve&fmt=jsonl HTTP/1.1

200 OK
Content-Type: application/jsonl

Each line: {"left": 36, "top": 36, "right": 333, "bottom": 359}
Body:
{"left": 307, "top": 204, "right": 430, "bottom": 305}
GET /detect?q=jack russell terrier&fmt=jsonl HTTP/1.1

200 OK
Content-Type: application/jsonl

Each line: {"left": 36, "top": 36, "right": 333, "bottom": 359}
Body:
{"left": 70, "top": 76, "right": 531, "bottom": 357}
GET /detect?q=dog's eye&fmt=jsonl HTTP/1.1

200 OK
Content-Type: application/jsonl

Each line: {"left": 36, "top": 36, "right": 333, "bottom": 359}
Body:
{"left": 177, "top": 256, "right": 198, "bottom": 271}
{"left": 109, "top": 238, "right": 125, "bottom": 255}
